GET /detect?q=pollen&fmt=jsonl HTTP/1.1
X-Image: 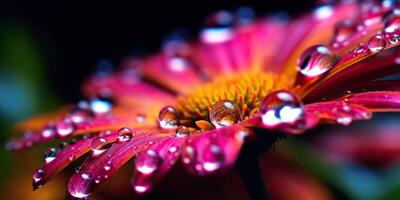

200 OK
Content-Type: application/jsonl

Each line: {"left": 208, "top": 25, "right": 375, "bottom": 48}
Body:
{"left": 175, "top": 71, "right": 292, "bottom": 122}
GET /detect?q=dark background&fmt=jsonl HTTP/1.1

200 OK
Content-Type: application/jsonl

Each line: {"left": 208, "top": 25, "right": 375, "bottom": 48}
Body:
{"left": 1, "top": 0, "right": 314, "bottom": 103}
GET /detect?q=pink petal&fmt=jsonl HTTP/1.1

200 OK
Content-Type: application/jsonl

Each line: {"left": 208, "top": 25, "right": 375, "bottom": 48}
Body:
{"left": 302, "top": 46, "right": 400, "bottom": 102}
{"left": 131, "top": 136, "right": 185, "bottom": 194}
{"left": 83, "top": 73, "right": 175, "bottom": 108}
{"left": 140, "top": 54, "right": 205, "bottom": 93}
{"left": 32, "top": 132, "right": 118, "bottom": 190}
{"left": 180, "top": 125, "right": 251, "bottom": 175}
{"left": 305, "top": 101, "right": 372, "bottom": 125}
{"left": 67, "top": 130, "right": 169, "bottom": 198}
{"left": 342, "top": 91, "right": 400, "bottom": 111}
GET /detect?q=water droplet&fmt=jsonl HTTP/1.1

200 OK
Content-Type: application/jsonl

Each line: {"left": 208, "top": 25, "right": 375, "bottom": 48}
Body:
{"left": 69, "top": 110, "right": 91, "bottom": 124}
{"left": 352, "top": 44, "right": 370, "bottom": 57}
{"left": 260, "top": 90, "right": 305, "bottom": 128}
{"left": 56, "top": 118, "right": 75, "bottom": 137}
{"left": 133, "top": 177, "right": 151, "bottom": 194}
{"left": 104, "top": 161, "right": 113, "bottom": 171}
{"left": 337, "top": 116, "right": 352, "bottom": 125}
{"left": 81, "top": 173, "right": 91, "bottom": 180}
{"left": 182, "top": 145, "right": 195, "bottom": 164}
{"left": 200, "top": 11, "right": 234, "bottom": 43}
{"left": 41, "top": 127, "right": 56, "bottom": 139}
{"left": 368, "top": 34, "right": 386, "bottom": 52}
{"left": 33, "top": 169, "right": 44, "bottom": 183}
{"left": 175, "top": 126, "right": 194, "bottom": 137}
{"left": 209, "top": 100, "right": 242, "bottom": 128}
{"left": 202, "top": 144, "right": 225, "bottom": 172}
{"left": 384, "top": 9, "right": 400, "bottom": 33}
{"left": 135, "top": 114, "right": 146, "bottom": 123}
{"left": 386, "top": 32, "right": 400, "bottom": 44}
{"left": 44, "top": 147, "right": 58, "bottom": 163}
{"left": 89, "top": 98, "right": 112, "bottom": 114}
{"left": 332, "top": 19, "right": 357, "bottom": 43}
{"left": 314, "top": 5, "right": 333, "bottom": 19}
{"left": 167, "top": 56, "right": 189, "bottom": 72}
{"left": 297, "top": 45, "right": 339, "bottom": 77}
{"left": 118, "top": 127, "right": 133, "bottom": 142}
{"left": 75, "top": 166, "right": 82, "bottom": 173}
{"left": 158, "top": 106, "right": 179, "bottom": 129}
{"left": 91, "top": 137, "right": 112, "bottom": 156}
{"left": 135, "top": 150, "right": 161, "bottom": 175}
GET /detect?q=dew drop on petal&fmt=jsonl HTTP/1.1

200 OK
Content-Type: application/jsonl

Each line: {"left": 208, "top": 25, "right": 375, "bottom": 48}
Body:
{"left": 386, "top": 32, "right": 400, "bottom": 44}
{"left": 135, "top": 150, "right": 162, "bottom": 175}
{"left": 297, "top": 45, "right": 339, "bottom": 77}
{"left": 118, "top": 127, "right": 133, "bottom": 142}
{"left": 132, "top": 175, "right": 151, "bottom": 194}
{"left": 75, "top": 166, "right": 82, "bottom": 173}
{"left": 202, "top": 144, "right": 225, "bottom": 172}
{"left": 33, "top": 169, "right": 45, "bottom": 183}
{"left": 41, "top": 127, "right": 56, "bottom": 139}
{"left": 337, "top": 116, "right": 352, "bottom": 125}
{"left": 368, "top": 34, "right": 386, "bottom": 52}
{"left": 384, "top": 9, "right": 400, "bottom": 33}
{"left": 314, "top": 5, "right": 333, "bottom": 19}
{"left": 69, "top": 110, "right": 91, "bottom": 124}
{"left": 175, "top": 126, "right": 193, "bottom": 137}
{"left": 200, "top": 11, "right": 234, "bottom": 43}
{"left": 332, "top": 19, "right": 357, "bottom": 43}
{"left": 209, "top": 100, "right": 242, "bottom": 128}
{"left": 182, "top": 145, "right": 195, "bottom": 164}
{"left": 167, "top": 56, "right": 189, "bottom": 72}
{"left": 158, "top": 106, "right": 179, "bottom": 129}
{"left": 91, "top": 137, "right": 112, "bottom": 156}
{"left": 56, "top": 119, "right": 75, "bottom": 137}
{"left": 260, "top": 91, "right": 305, "bottom": 128}
{"left": 44, "top": 147, "right": 58, "bottom": 163}
{"left": 89, "top": 98, "right": 112, "bottom": 114}
{"left": 104, "top": 161, "right": 113, "bottom": 171}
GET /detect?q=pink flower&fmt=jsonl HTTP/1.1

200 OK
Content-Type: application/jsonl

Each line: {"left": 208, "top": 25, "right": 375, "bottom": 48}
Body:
{"left": 7, "top": 1, "right": 400, "bottom": 198}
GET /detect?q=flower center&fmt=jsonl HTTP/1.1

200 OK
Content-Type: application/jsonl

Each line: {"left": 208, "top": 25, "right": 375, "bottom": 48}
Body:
{"left": 171, "top": 72, "right": 291, "bottom": 130}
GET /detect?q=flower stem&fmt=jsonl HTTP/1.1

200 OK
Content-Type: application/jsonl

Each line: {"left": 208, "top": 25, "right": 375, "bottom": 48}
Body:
{"left": 236, "top": 131, "right": 282, "bottom": 200}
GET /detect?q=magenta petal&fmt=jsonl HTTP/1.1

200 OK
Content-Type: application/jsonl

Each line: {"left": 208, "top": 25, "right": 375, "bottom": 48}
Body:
{"left": 343, "top": 91, "right": 400, "bottom": 111}
{"left": 181, "top": 125, "right": 250, "bottom": 175}
{"left": 32, "top": 132, "right": 117, "bottom": 190}
{"left": 83, "top": 73, "right": 175, "bottom": 107}
{"left": 131, "top": 136, "right": 185, "bottom": 194}
{"left": 67, "top": 131, "right": 167, "bottom": 198}
{"left": 305, "top": 101, "right": 372, "bottom": 125}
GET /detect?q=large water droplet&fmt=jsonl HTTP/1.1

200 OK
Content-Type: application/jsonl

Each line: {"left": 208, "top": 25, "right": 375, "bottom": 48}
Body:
{"left": 158, "top": 106, "right": 179, "bottom": 129}
{"left": 56, "top": 119, "right": 75, "bottom": 137}
{"left": 209, "top": 100, "right": 242, "bottom": 128}
{"left": 332, "top": 19, "right": 357, "bottom": 43}
{"left": 44, "top": 147, "right": 59, "bottom": 163}
{"left": 368, "top": 34, "right": 386, "bottom": 52}
{"left": 135, "top": 150, "right": 162, "bottom": 175}
{"left": 202, "top": 144, "right": 225, "bottom": 172}
{"left": 260, "top": 91, "right": 305, "bottom": 128}
{"left": 118, "top": 127, "right": 133, "bottom": 142}
{"left": 297, "top": 45, "right": 339, "bottom": 77}
{"left": 91, "top": 137, "right": 112, "bottom": 156}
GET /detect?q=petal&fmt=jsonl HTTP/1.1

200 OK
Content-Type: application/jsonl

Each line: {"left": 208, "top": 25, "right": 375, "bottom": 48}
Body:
{"left": 67, "top": 130, "right": 170, "bottom": 198}
{"left": 301, "top": 46, "right": 400, "bottom": 102}
{"left": 32, "top": 132, "right": 118, "bottom": 190}
{"left": 280, "top": 2, "right": 360, "bottom": 77}
{"left": 304, "top": 101, "right": 372, "bottom": 125}
{"left": 83, "top": 72, "right": 175, "bottom": 109}
{"left": 9, "top": 106, "right": 156, "bottom": 150}
{"left": 343, "top": 91, "right": 400, "bottom": 111}
{"left": 181, "top": 125, "right": 251, "bottom": 175}
{"left": 131, "top": 136, "right": 185, "bottom": 194}
{"left": 140, "top": 54, "right": 205, "bottom": 93}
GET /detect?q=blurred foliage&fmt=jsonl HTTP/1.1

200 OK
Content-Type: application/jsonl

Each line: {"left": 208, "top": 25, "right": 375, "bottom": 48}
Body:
{"left": 0, "top": 20, "right": 59, "bottom": 194}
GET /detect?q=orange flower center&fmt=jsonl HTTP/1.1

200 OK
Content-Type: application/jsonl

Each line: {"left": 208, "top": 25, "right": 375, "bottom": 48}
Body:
{"left": 175, "top": 72, "right": 292, "bottom": 125}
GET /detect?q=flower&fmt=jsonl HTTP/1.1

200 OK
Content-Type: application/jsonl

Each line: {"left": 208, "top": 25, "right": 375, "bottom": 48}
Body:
{"left": 7, "top": 1, "right": 400, "bottom": 199}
